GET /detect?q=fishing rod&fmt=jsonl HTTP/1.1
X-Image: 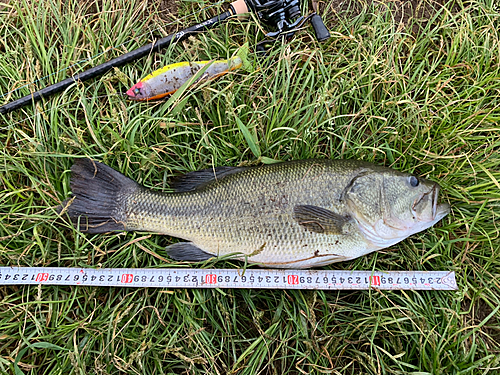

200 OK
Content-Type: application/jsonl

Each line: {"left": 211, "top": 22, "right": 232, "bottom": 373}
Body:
{"left": 0, "top": 0, "right": 329, "bottom": 115}
{"left": 0, "top": 0, "right": 247, "bottom": 115}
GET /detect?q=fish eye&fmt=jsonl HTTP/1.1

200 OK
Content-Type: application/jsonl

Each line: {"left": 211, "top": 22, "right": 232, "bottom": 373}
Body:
{"left": 409, "top": 176, "right": 419, "bottom": 187}
{"left": 133, "top": 88, "right": 140, "bottom": 95}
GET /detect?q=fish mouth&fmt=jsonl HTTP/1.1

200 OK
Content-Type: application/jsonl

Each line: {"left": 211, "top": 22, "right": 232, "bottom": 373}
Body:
{"left": 412, "top": 183, "right": 450, "bottom": 221}
{"left": 430, "top": 184, "right": 451, "bottom": 221}
{"left": 432, "top": 184, "right": 438, "bottom": 219}
{"left": 126, "top": 82, "right": 145, "bottom": 100}
{"left": 126, "top": 87, "right": 136, "bottom": 98}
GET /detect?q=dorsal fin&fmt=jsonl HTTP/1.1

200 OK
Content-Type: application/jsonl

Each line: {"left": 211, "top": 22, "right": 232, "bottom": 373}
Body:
{"left": 169, "top": 166, "right": 246, "bottom": 192}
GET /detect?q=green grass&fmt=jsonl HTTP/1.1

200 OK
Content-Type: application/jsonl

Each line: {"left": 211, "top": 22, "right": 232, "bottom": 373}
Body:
{"left": 1, "top": 0, "right": 500, "bottom": 373}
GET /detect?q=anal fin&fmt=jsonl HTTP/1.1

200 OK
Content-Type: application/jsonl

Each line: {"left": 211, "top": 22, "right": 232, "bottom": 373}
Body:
{"left": 166, "top": 242, "right": 215, "bottom": 262}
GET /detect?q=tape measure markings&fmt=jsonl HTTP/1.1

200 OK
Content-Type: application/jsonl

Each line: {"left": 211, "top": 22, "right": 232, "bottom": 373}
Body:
{"left": 0, "top": 267, "right": 457, "bottom": 290}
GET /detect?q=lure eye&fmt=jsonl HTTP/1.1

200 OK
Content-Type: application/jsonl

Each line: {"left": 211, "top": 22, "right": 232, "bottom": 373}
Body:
{"left": 409, "top": 176, "right": 419, "bottom": 187}
{"left": 133, "top": 88, "right": 141, "bottom": 95}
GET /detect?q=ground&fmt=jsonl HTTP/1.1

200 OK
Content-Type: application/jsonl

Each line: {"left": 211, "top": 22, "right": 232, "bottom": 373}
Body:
{"left": 328, "top": 0, "right": 450, "bottom": 24}
{"left": 0, "top": 0, "right": 499, "bottom": 374}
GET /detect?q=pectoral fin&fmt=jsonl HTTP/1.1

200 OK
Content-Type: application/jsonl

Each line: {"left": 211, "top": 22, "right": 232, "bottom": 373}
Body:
{"left": 293, "top": 205, "right": 350, "bottom": 235}
{"left": 166, "top": 242, "right": 215, "bottom": 261}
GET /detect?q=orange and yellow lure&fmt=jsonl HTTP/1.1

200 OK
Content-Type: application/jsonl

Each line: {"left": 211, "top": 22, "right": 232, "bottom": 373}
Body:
{"left": 127, "top": 53, "right": 245, "bottom": 101}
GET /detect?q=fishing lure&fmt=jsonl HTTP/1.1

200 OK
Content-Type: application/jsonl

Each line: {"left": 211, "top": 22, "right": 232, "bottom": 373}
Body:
{"left": 126, "top": 55, "right": 243, "bottom": 101}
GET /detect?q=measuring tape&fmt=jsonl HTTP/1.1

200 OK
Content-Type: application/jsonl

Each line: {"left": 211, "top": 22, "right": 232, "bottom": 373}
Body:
{"left": 0, "top": 267, "right": 457, "bottom": 290}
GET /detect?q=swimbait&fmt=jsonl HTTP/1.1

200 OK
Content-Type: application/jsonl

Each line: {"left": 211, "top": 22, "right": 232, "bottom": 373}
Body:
{"left": 126, "top": 56, "right": 243, "bottom": 100}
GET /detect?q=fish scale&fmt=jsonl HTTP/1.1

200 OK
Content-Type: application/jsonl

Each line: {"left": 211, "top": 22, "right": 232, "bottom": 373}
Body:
{"left": 123, "top": 161, "right": 353, "bottom": 265}
{"left": 63, "top": 159, "right": 450, "bottom": 268}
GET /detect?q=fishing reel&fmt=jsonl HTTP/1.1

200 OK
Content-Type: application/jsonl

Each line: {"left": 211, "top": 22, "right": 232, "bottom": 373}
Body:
{"left": 244, "top": 0, "right": 330, "bottom": 41}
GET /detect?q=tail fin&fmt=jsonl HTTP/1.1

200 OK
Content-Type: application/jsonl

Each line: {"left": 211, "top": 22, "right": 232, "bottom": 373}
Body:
{"left": 60, "top": 159, "right": 140, "bottom": 233}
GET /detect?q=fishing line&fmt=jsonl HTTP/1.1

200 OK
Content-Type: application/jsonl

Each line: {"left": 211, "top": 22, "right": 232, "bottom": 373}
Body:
{"left": 0, "top": 0, "right": 226, "bottom": 100}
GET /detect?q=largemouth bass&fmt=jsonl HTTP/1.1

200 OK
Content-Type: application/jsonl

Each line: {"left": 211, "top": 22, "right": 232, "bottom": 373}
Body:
{"left": 61, "top": 159, "right": 450, "bottom": 268}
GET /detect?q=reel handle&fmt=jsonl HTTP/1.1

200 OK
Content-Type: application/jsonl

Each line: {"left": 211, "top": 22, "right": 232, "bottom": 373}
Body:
{"left": 310, "top": 13, "right": 330, "bottom": 42}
